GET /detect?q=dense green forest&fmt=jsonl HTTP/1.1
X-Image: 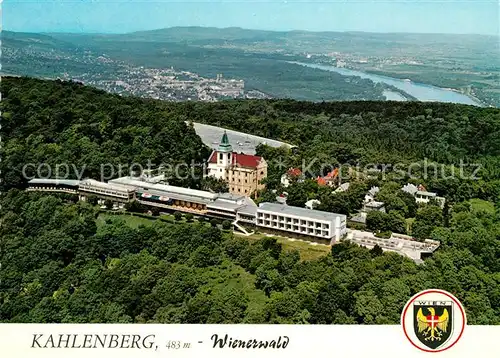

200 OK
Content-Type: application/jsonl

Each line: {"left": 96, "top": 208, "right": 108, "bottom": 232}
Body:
{"left": 0, "top": 76, "right": 210, "bottom": 191}
{"left": 1, "top": 77, "right": 499, "bottom": 324}
{"left": 1, "top": 190, "right": 499, "bottom": 324}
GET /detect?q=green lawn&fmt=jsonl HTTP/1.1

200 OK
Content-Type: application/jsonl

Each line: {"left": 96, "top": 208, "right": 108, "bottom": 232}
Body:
{"left": 406, "top": 218, "right": 415, "bottom": 234}
{"left": 469, "top": 199, "right": 496, "bottom": 214}
{"left": 240, "top": 232, "right": 331, "bottom": 261}
{"left": 97, "top": 212, "right": 174, "bottom": 229}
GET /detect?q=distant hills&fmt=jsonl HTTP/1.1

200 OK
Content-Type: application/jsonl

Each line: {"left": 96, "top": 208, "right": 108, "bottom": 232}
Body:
{"left": 2, "top": 27, "right": 499, "bottom": 106}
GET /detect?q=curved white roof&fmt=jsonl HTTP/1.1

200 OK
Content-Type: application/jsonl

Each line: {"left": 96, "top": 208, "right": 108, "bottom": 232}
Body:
{"left": 109, "top": 177, "right": 218, "bottom": 200}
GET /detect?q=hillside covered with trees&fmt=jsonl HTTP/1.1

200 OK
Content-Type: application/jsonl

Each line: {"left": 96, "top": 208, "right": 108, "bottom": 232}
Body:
{"left": 0, "top": 77, "right": 499, "bottom": 324}
{"left": 1, "top": 190, "right": 499, "bottom": 324}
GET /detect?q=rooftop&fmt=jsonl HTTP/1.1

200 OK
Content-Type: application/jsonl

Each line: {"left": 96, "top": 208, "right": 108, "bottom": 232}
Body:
{"left": 208, "top": 199, "right": 243, "bottom": 212}
{"left": 80, "top": 179, "right": 136, "bottom": 192}
{"left": 258, "top": 202, "right": 346, "bottom": 222}
{"left": 135, "top": 188, "right": 210, "bottom": 205}
{"left": 237, "top": 204, "right": 258, "bottom": 216}
{"left": 109, "top": 177, "right": 218, "bottom": 200}
{"left": 217, "top": 192, "right": 246, "bottom": 202}
{"left": 218, "top": 131, "right": 233, "bottom": 153}
{"left": 402, "top": 183, "right": 418, "bottom": 195}
{"left": 28, "top": 178, "right": 80, "bottom": 186}
{"left": 365, "top": 201, "right": 385, "bottom": 208}
{"left": 208, "top": 151, "right": 264, "bottom": 169}
{"left": 416, "top": 191, "right": 437, "bottom": 197}
{"left": 287, "top": 168, "right": 303, "bottom": 177}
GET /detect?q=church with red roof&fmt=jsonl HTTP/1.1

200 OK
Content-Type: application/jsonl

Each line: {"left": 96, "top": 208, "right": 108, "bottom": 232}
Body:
{"left": 206, "top": 131, "right": 268, "bottom": 197}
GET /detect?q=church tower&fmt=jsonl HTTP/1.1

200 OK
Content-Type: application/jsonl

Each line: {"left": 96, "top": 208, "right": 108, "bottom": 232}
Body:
{"left": 206, "top": 130, "right": 267, "bottom": 196}
{"left": 217, "top": 131, "right": 233, "bottom": 171}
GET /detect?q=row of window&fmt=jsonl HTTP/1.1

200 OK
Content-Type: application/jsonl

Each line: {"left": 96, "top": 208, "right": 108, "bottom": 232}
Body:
{"left": 207, "top": 208, "right": 236, "bottom": 217}
{"left": 79, "top": 186, "right": 132, "bottom": 198}
{"left": 230, "top": 187, "right": 249, "bottom": 194}
{"left": 257, "top": 213, "right": 330, "bottom": 229}
{"left": 231, "top": 178, "right": 256, "bottom": 184}
{"left": 28, "top": 186, "right": 77, "bottom": 192}
{"left": 257, "top": 220, "right": 330, "bottom": 237}
{"left": 238, "top": 214, "right": 255, "bottom": 222}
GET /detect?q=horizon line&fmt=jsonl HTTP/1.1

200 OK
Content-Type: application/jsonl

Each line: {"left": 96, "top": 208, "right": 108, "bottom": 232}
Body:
{"left": 3, "top": 25, "right": 498, "bottom": 38}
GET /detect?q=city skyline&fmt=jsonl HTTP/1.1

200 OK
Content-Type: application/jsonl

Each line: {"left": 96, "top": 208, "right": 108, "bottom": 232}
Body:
{"left": 4, "top": 0, "right": 499, "bottom": 36}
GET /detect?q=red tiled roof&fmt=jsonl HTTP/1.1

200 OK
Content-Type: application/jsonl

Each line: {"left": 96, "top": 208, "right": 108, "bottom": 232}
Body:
{"left": 287, "top": 168, "right": 302, "bottom": 177}
{"left": 208, "top": 151, "right": 263, "bottom": 168}
{"left": 316, "top": 177, "right": 327, "bottom": 186}
{"left": 325, "top": 168, "right": 339, "bottom": 179}
{"left": 233, "top": 153, "right": 262, "bottom": 168}
{"left": 208, "top": 151, "right": 217, "bottom": 163}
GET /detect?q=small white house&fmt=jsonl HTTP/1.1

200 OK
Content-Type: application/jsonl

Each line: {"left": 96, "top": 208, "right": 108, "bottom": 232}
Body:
{"left": 305, "top": 199, "right": 321, "bottom": 210}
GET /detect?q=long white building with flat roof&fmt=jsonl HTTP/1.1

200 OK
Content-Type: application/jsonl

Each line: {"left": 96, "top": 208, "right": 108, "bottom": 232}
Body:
{"left": 27, "top": 177, "right": 346, "bottom": 242}
{"left": 256, "top": 202, "right": 347, "bottom": 243}
{"left": 78, "top": 179, "right": 136, "bottom": 201}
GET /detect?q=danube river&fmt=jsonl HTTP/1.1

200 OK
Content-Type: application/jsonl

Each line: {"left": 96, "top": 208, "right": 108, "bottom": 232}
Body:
{"left": 291, "top": 62, "right": 481, "bottom": 106}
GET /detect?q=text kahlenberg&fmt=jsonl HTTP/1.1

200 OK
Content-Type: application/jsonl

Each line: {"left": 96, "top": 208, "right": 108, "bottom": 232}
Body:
{"left": 31, "top": 334, "right": 156, "bottom": 349}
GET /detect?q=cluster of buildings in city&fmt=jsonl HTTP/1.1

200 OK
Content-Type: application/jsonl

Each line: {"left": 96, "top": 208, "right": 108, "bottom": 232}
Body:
{"left": 84, "top": 66, "right": 248, "bottom": 102}
{"left": 303, "top": 52, "right": 424, "bottom": 70}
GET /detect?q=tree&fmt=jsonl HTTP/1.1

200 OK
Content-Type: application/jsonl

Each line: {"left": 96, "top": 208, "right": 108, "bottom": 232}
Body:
{"left": 174, "top": 211, "right": 183, "bottom": 221}
{"left": 210, "top": 218, "right": 219, "bottom": 227}
{"left": 452, "top": 202, "right": 471, "bottom": 214}
{"left": 104, "top": 200, "right": 114, "bottom": 210}
{"left": 412, "top": 205, "right": 444, "bottom": 239}
{"left": 370, "top": 244, "right": 384, "bottom": 257}
{"left": 185, "top": 213, "right": 194, "bottom": 222}
{"left": 255, "top": 189, "right": 278, "bottom": 205}
{"left": 201, "top": 176, "right": 229, "bottom": 193}
{"left": 285, "top": 183, "right": 309, "bottom": 208}
{"left": 366, "top": 211, "right": 387, "bottom": 232}
{"left": 222, "top": 220, "right": 232, "bottom": 231}
{"left": 125, "top": 200, "right": 146, "bottom": 213}
{"left": 87, "top": 195, "right": 98, "bottom": 206}
{"left": 317, "top": 192, "right": 351, "bottom": 215}
{"left": 387, "top": 211, "right": 406, "bottom": 234}
{"left": 151, "top": 207, "right": 160, "bottom": 216}
{"left": 197, "top": 216, "right": 206, "bottom": 224}
{"left": 189, "top": 245, "right": 214, "bottom": 268}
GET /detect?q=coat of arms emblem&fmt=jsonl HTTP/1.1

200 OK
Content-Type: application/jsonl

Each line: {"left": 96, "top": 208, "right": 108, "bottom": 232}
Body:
{"left": 401, "top": 289, "right": 466, "bottom": 353}
{"left": 413, "top": 302, "right": 453, "bottom": 350}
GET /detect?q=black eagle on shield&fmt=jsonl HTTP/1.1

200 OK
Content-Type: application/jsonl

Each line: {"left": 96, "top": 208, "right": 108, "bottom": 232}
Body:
{"left": 413, "top": 303, "right": 453, "bottom": 350}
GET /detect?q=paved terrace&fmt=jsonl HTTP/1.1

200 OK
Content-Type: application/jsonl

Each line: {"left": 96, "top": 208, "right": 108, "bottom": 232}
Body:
{"left": 188, "top": 122, "right": 296, "bottom": 155}
{"left": 345, "top": 229, "right": 440, "bottom": 263}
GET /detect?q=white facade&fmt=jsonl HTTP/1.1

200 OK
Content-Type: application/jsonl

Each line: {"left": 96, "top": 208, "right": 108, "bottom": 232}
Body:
{"left": 207, "top": 151, "right": 233, "bottom": 180}
{"left": 78, "top": 179, "right": 135, "bottom": 200}
{"left": 415, "top": 191, "right": 446, "bottom": 208}
{"left": 305, "top": 199, "right": 320, "bottom": 210}
{"left": 280, "top": 173, "right": 291, "bottom": 188}
{"left": 256, "top": 203, "right": 347, "bottom": 243}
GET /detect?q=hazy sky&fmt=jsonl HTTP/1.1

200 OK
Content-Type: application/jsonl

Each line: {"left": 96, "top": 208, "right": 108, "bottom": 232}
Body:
{"left": 4, "top": 0, "right": 499, "bottom": 35}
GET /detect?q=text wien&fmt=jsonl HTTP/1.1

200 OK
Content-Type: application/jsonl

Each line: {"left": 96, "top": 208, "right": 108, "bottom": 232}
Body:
{"left": 211, "top": 334, "right": 289, "bottom": 349}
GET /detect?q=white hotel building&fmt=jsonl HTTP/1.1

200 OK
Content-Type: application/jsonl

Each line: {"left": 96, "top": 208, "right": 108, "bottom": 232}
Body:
{"left": 256, "top": 202, "right": 347, "bottom": 244}
{"left": 27, "top": 177, "right": 347, "bottom": 243}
